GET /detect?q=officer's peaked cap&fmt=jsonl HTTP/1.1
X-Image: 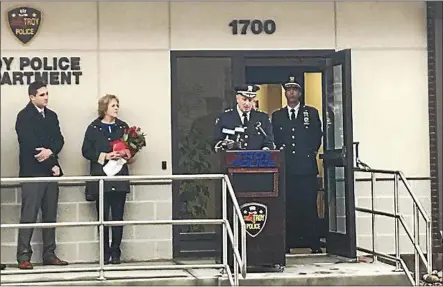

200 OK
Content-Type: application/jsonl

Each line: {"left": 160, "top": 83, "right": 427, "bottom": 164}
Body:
{"left": 235, "top": 84, "right": 260, "bottom": 98}
{"left": 282, "top": 76, "right": 302, "bottom": 90}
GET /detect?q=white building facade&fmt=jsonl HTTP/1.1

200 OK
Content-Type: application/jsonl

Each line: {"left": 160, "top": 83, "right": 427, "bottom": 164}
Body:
{"left": 0, "top": 1, "right": 441, "bottom": 268}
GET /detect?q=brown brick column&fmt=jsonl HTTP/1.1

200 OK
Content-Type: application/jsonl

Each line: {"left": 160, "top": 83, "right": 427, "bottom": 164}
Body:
{"left": 426, "top": 1, "right": 442, "bottom": 270}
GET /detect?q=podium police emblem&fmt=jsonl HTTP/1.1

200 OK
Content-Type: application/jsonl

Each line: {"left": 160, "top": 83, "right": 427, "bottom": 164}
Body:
{"left": 7, "top": 6, "right": 42, "bottom": 45}
{"left": 240, "top": 202, "right": 268, "bottom": 237}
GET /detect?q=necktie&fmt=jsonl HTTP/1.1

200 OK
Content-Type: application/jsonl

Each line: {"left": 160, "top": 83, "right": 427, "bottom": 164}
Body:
{"left": 40, "top": 110, "right": 45, "bottom": 118}
{"left": 290, "top": 109, "right": 295, "bottom": 120}
{"left": 242, "top": 112, "right": 248, "bottom": 126}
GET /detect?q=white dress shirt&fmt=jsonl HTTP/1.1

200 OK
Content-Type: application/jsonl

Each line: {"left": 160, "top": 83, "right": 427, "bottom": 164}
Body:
{"left": 237, "top": 105, "right": 250, "bottom": 124}
{"left": 35, "top": 105, "right": 45, "bottom": 118}
{"left": 287, "top": 103, "right": 300, "bottom": 120}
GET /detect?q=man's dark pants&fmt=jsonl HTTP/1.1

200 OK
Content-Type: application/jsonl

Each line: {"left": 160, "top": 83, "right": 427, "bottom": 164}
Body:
{"left": 17, "top": 182, "right": 59, "bottom": 262}
{"left": 286, "top": 174, "right": 321, "bottom": 250}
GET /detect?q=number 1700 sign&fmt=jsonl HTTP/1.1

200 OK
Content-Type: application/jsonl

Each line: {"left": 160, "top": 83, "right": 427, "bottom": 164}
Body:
{"left": 229, "top": 19, "right": 276, "bottom": 35}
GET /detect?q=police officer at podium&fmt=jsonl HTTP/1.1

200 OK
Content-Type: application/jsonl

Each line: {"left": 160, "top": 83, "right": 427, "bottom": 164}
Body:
{"left": 213, "top": 85, "right": 274, "bottom": 151}
{"left": 271, "top": 76, "right": 323, "bottom": 254}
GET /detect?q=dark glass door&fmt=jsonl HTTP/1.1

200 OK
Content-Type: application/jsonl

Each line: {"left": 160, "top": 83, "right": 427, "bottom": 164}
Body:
{"left": 321, "top": 49, "right": 357, "bottom": 258}
{"left": 171, "top": 55, "right": 233, "bottom": 259}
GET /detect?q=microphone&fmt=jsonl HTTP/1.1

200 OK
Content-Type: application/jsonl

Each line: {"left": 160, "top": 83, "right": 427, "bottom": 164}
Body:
{"left": 254, "top": 122, "right": 267, "bottom": 137}
{"left": 215, "top": 127, "right": 246, "bottom": 151}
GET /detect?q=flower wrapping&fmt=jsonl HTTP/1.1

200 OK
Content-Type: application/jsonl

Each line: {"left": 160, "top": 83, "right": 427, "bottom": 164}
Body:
{"left": 103, "top": 126, "right": 147, "bottom": 176}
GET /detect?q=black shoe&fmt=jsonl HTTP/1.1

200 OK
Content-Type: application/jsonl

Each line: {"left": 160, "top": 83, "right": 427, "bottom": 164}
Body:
{"left": 103, "top": 252, "right": 111, "bottom": 265}
{"left": 1, "top": 263, "right": 6, "bottom": 270}
{"left": 311, "top": 248, "right": 322, "bottom": 254}
{"left": 111, "top": 255, "right": 121, "bottom": 264}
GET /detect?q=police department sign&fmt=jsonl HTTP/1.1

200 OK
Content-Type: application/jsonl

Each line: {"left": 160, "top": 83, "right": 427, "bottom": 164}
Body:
{"left": 1, "top": 57, "right": 83, "bottom": 86}
{"left": 240, "top": 202, "right": 268, "bottom": 238}
{"left": 7, "top": 6, "right": 42, "bottom": 45}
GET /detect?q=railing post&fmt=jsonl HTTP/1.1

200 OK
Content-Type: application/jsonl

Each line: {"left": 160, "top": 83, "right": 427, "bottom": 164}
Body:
{"left": 233, "top": 210, "right": 239, "bottom": 286}
{"left": 426, "top": 220, "right": 432, "bottom": 275}
{"left": 222, "top": 178, "right": 228, "bottom": 270}
{"left": 393, "top": 174, "right": 401, "bottom": 271}
{"left": 98, "top": 179, "right": 105, "bottom": 281}
{"left": 413, "top": 206, "right": 419, "bottom": 286}
{"left": 241, "top": 218, "right": 247, "bottom": 278}
{"left": 371, "top": 172, "right": 377, "bottom": 263}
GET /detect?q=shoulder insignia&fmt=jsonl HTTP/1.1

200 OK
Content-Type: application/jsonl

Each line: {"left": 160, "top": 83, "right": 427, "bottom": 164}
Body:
{"left": 224, "top": 108, "right": 233, "bottom": 112}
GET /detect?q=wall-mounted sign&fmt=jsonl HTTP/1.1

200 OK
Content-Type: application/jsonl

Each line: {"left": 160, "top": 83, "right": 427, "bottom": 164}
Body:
{"left": 0, "top": 57, "right": 83, "bottom": 86}
{"left": 7, "top": 6, "right": 42, "bottom": 45}
{"left": 229, "top": 19, "right": 276, "bottom": 35}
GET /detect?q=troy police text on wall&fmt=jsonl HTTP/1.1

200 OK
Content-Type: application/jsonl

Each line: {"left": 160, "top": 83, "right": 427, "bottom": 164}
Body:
{"left": 0, "top": 57, "right": 83, "bottom": 86}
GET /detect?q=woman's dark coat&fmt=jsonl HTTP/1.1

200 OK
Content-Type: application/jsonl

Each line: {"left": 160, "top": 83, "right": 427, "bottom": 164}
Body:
{"left": 82, "top": 117, "right": 130, "bottom": 201}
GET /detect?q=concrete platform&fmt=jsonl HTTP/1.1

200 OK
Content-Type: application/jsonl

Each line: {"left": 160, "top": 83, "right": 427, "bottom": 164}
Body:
{"left": 0, "top": 255, "right": 410, "bottom": 286}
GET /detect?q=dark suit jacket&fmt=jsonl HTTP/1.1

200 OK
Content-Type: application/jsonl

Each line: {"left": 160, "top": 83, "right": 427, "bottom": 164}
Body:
{"left": 15, "top": 102, "right": 64, "bottom": 177}
{"left": 271, "top": 105, "right": 322, "bottom": 175}
{"left": 213, "top": 107, "right": 275, "bottom": 150}
{"left": 81, "top": 117, "right": 130, "bottom": 201}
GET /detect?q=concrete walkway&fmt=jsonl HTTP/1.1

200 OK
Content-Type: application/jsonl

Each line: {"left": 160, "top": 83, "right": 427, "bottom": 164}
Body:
{"left": 0, "top": 255, "right": 410, "bottom": 286}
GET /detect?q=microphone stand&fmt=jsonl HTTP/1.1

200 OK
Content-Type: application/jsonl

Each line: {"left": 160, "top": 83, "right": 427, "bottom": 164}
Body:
{"left": 255, "top": 122, "right": 273, "bottom": 150}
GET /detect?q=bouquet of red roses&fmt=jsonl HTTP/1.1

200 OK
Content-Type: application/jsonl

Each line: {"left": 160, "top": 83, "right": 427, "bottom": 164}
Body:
{"left": 111, "top": 126, "right": 147, "bottom": 157}
{"left": 103, "top": 126, "right": 146, "bottom": 176}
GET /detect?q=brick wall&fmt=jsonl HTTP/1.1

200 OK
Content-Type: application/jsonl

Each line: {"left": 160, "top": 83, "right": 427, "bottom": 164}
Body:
{"left": 0, "top": 184, "right": 172, "bottom": 264}
{"left": 355, "top": 178, "right": 431, "bottom": 255}
{"left": 426, "top": 1, "right": 443, "bottom": 269}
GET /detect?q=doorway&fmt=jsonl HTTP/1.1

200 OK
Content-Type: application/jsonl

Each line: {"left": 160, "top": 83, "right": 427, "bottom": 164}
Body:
{"left": 245, "top": 68, "right": 327, "bottom": 253}
{"left": 171, "top": 49, "right": 356, "bottom": 260}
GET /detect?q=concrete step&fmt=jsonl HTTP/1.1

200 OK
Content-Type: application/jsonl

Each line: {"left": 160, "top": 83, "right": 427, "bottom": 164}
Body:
{"left": 0, "top": 256, "right": 410, "bottom": 286}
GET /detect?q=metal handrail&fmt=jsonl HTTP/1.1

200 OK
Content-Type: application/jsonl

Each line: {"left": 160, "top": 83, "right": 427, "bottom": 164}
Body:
{"left": 354, "top": 168, "right": 431, "bottom": 222}
{"left": 354, "top": 168, "right": 432, "bottom": 286}
{"left": 0, "top": 174, "right": 247, "bottom": 286}
{"left": 224, "top": 175, "right": 247, "bottom": 283}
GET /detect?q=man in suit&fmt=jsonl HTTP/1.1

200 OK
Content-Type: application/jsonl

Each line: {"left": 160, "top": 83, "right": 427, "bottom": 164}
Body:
{"left": 213, "top": 85, "right": 274, "bottom": 152}
{"left": 271, "top": 76, "right": 323, "bottom": 254}
{"left": 15, "top": 81, "right": 68, "bottom": 269}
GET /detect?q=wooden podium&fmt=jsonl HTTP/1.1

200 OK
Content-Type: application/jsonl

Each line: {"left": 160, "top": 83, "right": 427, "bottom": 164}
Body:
{"left": 221, "top": 150, "right": 286, "bottom": 270}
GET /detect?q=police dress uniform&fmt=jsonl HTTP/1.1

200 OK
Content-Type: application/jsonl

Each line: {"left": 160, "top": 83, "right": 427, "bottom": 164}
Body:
{"left": 214, "top": 85, "right": 276, "bottom": 270}
{"left": 213, "top": 85, "right": 274, "bottom": 151}
{"left": 271, "top": 78, "right": 323, "bottom": 253}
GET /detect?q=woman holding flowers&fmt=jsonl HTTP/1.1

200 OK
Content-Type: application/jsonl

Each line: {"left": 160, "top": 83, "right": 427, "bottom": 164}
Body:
{"left": 81, "top": 94, "right": 132, "bottom": 265}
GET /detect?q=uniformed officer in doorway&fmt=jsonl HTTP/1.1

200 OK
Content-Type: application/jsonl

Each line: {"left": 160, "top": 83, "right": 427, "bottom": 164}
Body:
{"left": 213, "top": 85, "right": 274, "bottom": 151}
{"left": 271, "top": 76, "right": 323, "bottom": 253}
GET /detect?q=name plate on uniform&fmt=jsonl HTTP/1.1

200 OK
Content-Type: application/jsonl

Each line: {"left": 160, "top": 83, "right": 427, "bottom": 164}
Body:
{"left": 225, "top": 150, "right": 280, "bottom": 198}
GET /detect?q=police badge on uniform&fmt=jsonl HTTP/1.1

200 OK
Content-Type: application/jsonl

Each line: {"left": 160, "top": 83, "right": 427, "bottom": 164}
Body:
{"left": 7, "top": 6, "right": 42, "bottom": 45}
{"left": 240, "top": 202, "right": 268, "bottom": 238}
{"left": 303, "top": 110, "right": 310, "bottom": 128}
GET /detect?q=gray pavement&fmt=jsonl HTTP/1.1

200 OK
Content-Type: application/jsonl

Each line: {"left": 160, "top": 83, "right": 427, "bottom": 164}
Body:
{"left": 0, "top": 255, "right": 410, "bottom": 286}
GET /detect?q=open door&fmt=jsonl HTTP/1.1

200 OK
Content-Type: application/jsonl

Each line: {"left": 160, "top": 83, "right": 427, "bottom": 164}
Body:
{"left": 321, "top": 49, "right": 357, "bottom": 258}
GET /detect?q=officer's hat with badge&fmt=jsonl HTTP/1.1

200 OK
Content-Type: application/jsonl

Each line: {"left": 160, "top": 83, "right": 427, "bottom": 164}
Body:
{"left": 282, "top": 76, "right": 302, "bottom": 91}
{"left": 235, "top": 84, "right": 260, "bottom": 98}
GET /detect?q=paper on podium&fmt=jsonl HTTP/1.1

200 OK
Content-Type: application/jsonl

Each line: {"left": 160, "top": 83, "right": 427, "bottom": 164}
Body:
{"left": 103, "top": 158, "right": 127, "bottom": 176}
